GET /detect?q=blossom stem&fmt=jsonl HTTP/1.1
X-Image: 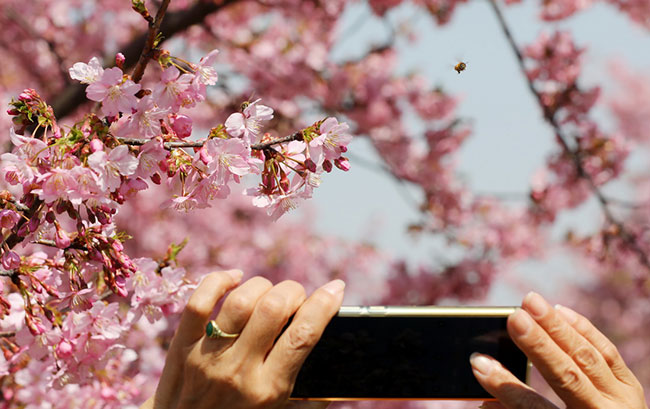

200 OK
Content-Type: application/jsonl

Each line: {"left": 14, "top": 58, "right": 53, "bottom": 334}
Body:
{"left": 488, "top": 0, "right": 650, "bottom": 272}
{"left": 131, "top": 0, "right": 172, "bottom": 84}
{"left": 117, "top": 131, "right": 302, "bottom": 151}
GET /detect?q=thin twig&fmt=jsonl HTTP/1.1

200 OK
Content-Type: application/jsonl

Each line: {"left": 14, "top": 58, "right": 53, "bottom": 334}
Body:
{"left": 488, "top": 0, "right": 650, "bottom": 270}
{"left": 117, "top": 132, "right": 302, "bottom": 151}
{"left": 131, "top": 0, "right": 172, "bottom": 84}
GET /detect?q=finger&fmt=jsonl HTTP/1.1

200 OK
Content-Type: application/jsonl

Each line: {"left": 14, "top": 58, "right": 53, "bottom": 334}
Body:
{"left": 219, "top": 276, "right": 273, "bottom": 333}
{"left": 555, "top": 304, "right": 638, "bottom": 386}
{"left": 507, "top": 308, "right": 602, "bottom": 408}
{"left": 470, "top": 353, "right": 558, "bottom": 409}
{"left": 265, "top": 279, "right": 345, "bottom": 385}
{"left": 173, "top": 270, "right": 243, "bottom": 348}
{"left": 521, "top": 293, "right": 617, "bottom": 393}
{"left": 201, "top": 276, "right": 273, "bottom": 353}
{"left": 235, "top": 280, "right": 307, "bottom": 358}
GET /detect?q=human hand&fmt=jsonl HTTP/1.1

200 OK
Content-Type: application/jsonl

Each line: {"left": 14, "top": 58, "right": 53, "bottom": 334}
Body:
{"left": 470, "top": 292, "right": 648, "bottom": 409}
{"left": 140, "top": 270, "right": 345, "bottom": 409}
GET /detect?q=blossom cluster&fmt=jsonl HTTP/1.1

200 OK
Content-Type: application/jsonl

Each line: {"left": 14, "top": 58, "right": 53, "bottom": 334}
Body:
{"left": 0, "top": 43, "right": 352, "bottom": 407}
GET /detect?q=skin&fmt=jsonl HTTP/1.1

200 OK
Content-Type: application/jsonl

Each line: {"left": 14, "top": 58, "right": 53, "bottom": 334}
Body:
{"left": 470, "top": 292, "right": 648, "bottom": 409}
{"left": 141, "top": 273, "right": 647, "bottom": 409}
{"left": 140, "top": 270, "right": 344, "bottom": 409}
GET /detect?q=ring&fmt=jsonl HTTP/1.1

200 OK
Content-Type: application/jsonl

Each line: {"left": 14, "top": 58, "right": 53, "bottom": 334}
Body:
{"left": 205, "top": 320, "right": 240, "bottom": 339}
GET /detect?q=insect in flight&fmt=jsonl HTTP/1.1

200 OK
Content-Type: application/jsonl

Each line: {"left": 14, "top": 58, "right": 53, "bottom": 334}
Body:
{"left": 454, "top": 61, "right": 467, "bottom": 74}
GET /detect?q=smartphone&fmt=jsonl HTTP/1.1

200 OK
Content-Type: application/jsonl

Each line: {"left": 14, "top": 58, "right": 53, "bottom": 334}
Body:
{"left": 290, "top": 306, "right": 530, "bottom": 401}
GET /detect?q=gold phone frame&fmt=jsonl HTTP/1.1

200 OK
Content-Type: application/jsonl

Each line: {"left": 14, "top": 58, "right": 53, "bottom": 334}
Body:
{"left": 291, "top": 305, "right": 532, "bottom": 401}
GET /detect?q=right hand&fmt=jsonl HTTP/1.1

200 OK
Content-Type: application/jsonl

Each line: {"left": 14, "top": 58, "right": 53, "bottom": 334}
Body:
{"left": 143, "top": 270, "right": 345, "bottom": 409}
{"left": 470, "top": 292, "right": 648, "bottom": 409}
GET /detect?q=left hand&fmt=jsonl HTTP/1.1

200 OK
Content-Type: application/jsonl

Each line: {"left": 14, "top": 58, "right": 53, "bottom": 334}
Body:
{"left": 140, "top": 270, "right": 345, "bottom": 409}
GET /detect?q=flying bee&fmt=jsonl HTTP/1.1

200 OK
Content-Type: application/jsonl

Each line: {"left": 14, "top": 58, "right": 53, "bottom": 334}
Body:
{"left": 454, "top": 61, "right": 467, "bottom": 74}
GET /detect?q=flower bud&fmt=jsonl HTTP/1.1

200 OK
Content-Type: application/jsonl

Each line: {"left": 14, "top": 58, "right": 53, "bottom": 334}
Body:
{"left": 90, "top": 139, "right": 104, "bottom": 152}
{"left": 56, "top": 339, "right": 74, "bottom": 358}
{"left": 334, "top": 157, "right": 350, "bottom": 171}
{"left": 150, "top": 173, "right": 161, "bottom": 185}
{"left": 45, "top": 211, "right": 56, "bottom": 224}
{"left": 170, "top": 114, "right": 193, "bottom": 139}
{"left": 55, "top": 224, "right": 72, "bottom": 249}
{"left": 115, "top": 53, "right": 125, "bottom": 69}
{"left": 0, "top": 209, "right": 20, "bottom": 229}
{"left": 304, "top": 158, "right": 317, "bottom": 173}
{"left": 1, "top": 250, "right": 21, "bottom": 270}
{"left": 25, "top": 314, "right": 46, "bottom": 336}
{"left": 322, "top": 159, "right": 333, "bottom": 173}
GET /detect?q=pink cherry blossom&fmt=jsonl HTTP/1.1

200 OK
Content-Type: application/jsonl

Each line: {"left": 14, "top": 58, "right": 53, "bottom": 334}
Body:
{"left": 118, "top": 95, "right": 170, "bottom": 139}
{"left": 0, "top": 209, "right": 20, "bottom": 229}
{"left": 309, "top": 117, "right": 352, "bottom": 163}
{"left": 86, "top": 67, "right": 141, "bottom": 116}
{"left": 68, "top": 56, "right": 104, "bottom": 84}
{"left": 88, "top": 145, "right": 139, "bottom": 192}
{"left": 153, "top": 66, "right": 194, "bottom": 111}
{"left": 224, "top": 99, "right": 274, "bottom": 145}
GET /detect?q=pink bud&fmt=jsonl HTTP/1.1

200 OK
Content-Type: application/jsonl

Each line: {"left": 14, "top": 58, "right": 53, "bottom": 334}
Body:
{"left": 170, "top": 114, "right": 193, "bottom": 139}
{"left": 1, "top": 250, "right": 21, "bottom": 270}
{"left": 151, "top": 173, "right": 161, "bottom": 185}
{"left": 90, "top": 139, "right": 104, "bottom": 152}
{"left": 339, "top": 145, "right": 348, "bottom": 153}
{"left": 55, "top": 225, "right": 72, "bottom": 248}
{"left": 56, "top": 339, "right": 74, "bottom": 358}
{"left": 114, "top": 275, "right": 128, "bottom": 297}
{"left": 334, "top": 157, "right": 350, "bottom": 171}
{"left": 199, "top": 148, "right": 211, "bottom": 165}
{"left": 115, "top": 53, "right": 126, "bottom": 69}
{"left": 322, "top": 159, "right": 333, "bottom": 173}
{"left": 25, "top": 314, "right": 46, "bottom": 336}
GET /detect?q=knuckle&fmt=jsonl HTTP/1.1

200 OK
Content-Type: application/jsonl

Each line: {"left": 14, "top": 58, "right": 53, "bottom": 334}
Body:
{"left": 258, "top": 292, "right": 287, "bottom": 317}
{"left": 555, "top": 365, "right": 582, "bottom": 390}
{"left": 287, "top": 322, "right": 320, "bottom": 351}
{"left": 225, "top": 292, "right": 256, "bottom": 314}
{"left": 281, "top": 280, "right": 307, "bottom": 299}
{"left": 599, "top": 341, "right": 621, "bottom": 364}
{"left": 573, "top": 346, "right": 599, "bottom": 369}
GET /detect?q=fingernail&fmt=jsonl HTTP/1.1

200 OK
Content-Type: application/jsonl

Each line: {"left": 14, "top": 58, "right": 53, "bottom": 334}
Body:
{"left": 321, "top": 279, "right": 345, "bottom": 296}
{"left": 226, "top": 269, "right": 243, "bottom": 283}
{"left": 523, "top": 291, "right": 548, "bottom": 318}
{"left": 555, "top": 304, "right": 578, "bottom": 324}
{"left": 509, "top": 308, "right": 532, "bottom": 336}
{"left": 470, "top": 352, "right": 496, "bottom": 376}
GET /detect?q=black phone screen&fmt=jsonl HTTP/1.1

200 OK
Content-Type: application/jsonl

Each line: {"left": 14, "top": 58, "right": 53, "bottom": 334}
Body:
{"left": 291, "top": 315, "right": 528, "bottom": 400}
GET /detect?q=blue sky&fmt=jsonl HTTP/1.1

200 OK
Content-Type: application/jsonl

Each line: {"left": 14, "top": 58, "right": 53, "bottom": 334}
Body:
{"left": 293, "top": 0, "right": 650, "bottom": 304}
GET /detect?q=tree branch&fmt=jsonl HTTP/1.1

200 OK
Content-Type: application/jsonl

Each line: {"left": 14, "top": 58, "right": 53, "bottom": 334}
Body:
{"left": 488, "top": 0, "right": 650, "bottom": 271}
{"left": 51, "top": 0, "right": 240, "bottom": 119}
{"left": 131, "top": 0, "right": 172, "bottom": 84}
{"left": 117, "top": 131, "right": 302, "bottom": 151}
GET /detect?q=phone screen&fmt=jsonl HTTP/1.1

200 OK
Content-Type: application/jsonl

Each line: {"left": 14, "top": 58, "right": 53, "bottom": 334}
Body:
{"left": 291, "top": 314, "right": 528, "bottom": 400}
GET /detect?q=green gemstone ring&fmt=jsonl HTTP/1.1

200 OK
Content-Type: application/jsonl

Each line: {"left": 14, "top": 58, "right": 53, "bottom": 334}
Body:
{"left": 205, "top": 320, "right": 240, "bottom": 339}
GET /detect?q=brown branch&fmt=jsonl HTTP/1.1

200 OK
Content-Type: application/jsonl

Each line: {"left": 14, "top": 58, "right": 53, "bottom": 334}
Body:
{"left": 488, "top": 0, "right": 650, "bottom": 271}
{"left": 51, "top": 0, "right": 240, "bottom": 119}
{"left": 117, "top": 131, "right": 302, "bottom": 151}
{"left": 131, "top": 0, "right": 172, "bottom": 84}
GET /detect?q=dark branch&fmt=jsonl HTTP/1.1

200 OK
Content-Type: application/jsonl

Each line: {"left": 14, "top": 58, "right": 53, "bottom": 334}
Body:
{"left": 488, "top": 0, "right": 650, "bottom": 271}
{"left": 131, "top": 0, "right": 172, "bottom": 84}
{"left": 51, "top": 0, "right": 240, "bottom": 119}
